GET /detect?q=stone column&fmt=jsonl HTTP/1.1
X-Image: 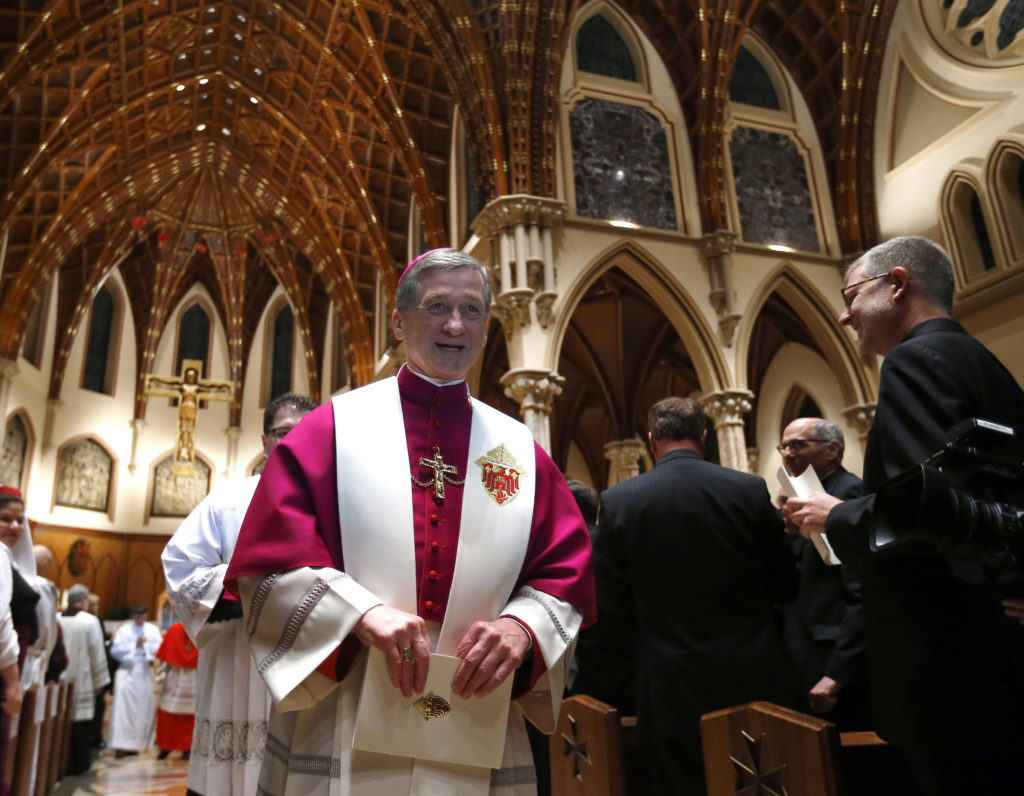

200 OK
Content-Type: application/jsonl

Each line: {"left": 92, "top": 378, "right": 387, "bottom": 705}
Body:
{"left": 842, "top": 402, "right": 876, "bottom": 452}
{"left": 698, "top": 230, "right": 742, "bottom": 346}
{"left": 0, "top": 358, "right": 18, "bottom": 423}
{"left": 128, "top": 418, "right": 147, "bottom": 477}
{"left": 42, "top": 398, "right": 61, "bottom": 453}
{"left": 604, "top": 439, "right": 648, "bottom": 486}
{"left": 500, "top": 368, "right": 564, "bottom": 454}
{"left": 224, "top": 425, "right": 242, "bottom": 479}
{"left": 473, "top": 195, "right": 567, "bottom": 365}
{"left": 701, "top": 389, "right": 755, "bottom": 472}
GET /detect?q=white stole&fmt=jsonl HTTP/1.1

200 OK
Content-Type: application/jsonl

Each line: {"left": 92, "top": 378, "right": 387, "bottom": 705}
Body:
{"left": 332, "top": 376, "right": 536, "bottom": 654}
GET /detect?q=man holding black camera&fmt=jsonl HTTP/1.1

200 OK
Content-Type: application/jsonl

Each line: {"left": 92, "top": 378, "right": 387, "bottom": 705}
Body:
{"left": 784, "top": 236, "right": 1024, "bottom": 793}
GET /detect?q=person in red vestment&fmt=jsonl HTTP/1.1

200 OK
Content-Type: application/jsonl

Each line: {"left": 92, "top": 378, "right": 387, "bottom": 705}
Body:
{"left": 225, "top": 248, "right": 595, "bottom": 795}
{"left": 154, "top": 622, "right": 198, "bottom": 760}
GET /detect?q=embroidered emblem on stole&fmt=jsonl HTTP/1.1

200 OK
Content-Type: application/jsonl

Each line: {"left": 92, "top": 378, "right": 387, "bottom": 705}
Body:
{"left": 474, "top": 443, "right": 526, "bottom": 506}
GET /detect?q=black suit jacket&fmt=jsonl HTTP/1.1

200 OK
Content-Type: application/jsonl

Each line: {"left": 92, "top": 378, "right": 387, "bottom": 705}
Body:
{"left": 782, "top": 467, "right": 868, "bottom": 727}
{"left": 826, "top": 318, "right": 1024, "bottom": 750}
{"left": 584, "top": 448, "right": 798, "bottom": 752}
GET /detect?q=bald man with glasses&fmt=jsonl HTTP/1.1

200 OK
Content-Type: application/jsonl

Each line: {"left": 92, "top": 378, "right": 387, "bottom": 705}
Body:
{"left": 776, "top": 418, "right": 869, "bottom": 729}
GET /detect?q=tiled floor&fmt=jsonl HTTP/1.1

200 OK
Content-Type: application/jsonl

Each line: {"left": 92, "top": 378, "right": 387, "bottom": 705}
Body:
{"left": 53, "top": 749, "right": 189, "bottom": 796}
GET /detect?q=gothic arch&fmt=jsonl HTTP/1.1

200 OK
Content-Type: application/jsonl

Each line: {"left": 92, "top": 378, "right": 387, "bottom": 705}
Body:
{"left": 940, "top": 165, "right": 1001, "bottom": 289}
{"left": 734, "top": 262, "right": 877, "bottom": 407}
{"left": 1, "top": 408, "right": 36, "bottom": 493}
{"left": 984, "top": 132, "right": 1024, "bottom": 266}
{"left": 549, "top": 241, "right": 729, "bottom": 393}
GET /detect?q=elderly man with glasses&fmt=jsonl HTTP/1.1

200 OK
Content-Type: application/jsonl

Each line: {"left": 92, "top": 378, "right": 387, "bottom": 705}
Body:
{"left": 776, "top": 418, "right": 870, "bottom": 730}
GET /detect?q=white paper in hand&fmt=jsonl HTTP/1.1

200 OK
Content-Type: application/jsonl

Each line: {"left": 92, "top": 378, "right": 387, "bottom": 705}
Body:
{"left": 352, "top": 648, "right": 513, "bottom": 769}
{"left": 777, "top": 466, "right": 842, "bottom": 566}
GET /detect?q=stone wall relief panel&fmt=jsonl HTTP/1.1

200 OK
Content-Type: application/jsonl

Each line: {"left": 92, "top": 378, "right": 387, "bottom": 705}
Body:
{"left": 54, "top": 437, "right": 114, "bottom": 515}
{"left": 0, "top": 413, "right": 30, "bottom": 491}
{"left": 149, "top": 451, "right": 212, "bottom": 519}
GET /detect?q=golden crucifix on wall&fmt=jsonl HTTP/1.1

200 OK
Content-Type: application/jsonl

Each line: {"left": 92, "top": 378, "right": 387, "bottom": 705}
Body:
{"left": 144, "top": 360, "right": 235, "bottom": 476}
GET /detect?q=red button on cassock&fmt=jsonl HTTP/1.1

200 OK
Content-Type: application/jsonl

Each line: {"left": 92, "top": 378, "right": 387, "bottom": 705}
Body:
{"left": 430, "top": 514, "right": 439, "bottom": 524}
{"left": 428, "top": 570, "right": 439, "bottom": 580}
{"left": 425, "top": 601, "right": 435, "bottom": 611}
{"left": 431, "top": 541, "right": 440, "bottom": 552}
{"left": 434, "top": 419, "right": 442, "bottom": 428}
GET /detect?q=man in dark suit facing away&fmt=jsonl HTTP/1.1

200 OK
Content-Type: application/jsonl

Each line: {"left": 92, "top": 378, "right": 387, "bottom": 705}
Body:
{"left": 776, "top": 417, "right": 870, "bottom": 729}
{"left": 591, "top": 397, "right": 799, "bottom": 794}
{"left": 784, "top": 236, "right": 1024, "bottom": 794}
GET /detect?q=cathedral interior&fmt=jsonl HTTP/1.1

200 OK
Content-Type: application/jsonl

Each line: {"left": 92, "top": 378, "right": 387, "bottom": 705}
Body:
{"left": 0, "top": 0, "right": 1022, "bottom": 616}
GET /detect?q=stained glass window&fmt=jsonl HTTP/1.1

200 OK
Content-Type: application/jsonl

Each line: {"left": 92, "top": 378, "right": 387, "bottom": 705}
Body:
{"left": 729, "top": 48, "right": 780, "bottom": 110}
{"left": 576, "top": 15, "right": 637, "bottom": 82}
{"left": 570, "top": 97, "right": 677, "bottom": 230}
{"left": 729, "top": 126, "right": 818, "bottom": 252}
{"left": 176, "top": 303, "right": 210, "bottom": 377}
{"left": 270, "top": 304, "right": 294, "bottom": 400}
{"left": 83, "top": 287, "right": 115, "bottom": 393}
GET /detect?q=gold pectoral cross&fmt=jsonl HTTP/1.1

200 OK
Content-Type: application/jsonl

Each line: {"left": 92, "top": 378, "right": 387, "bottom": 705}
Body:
{"left": 412, "top": 446, "right": 465, "bottom": 501}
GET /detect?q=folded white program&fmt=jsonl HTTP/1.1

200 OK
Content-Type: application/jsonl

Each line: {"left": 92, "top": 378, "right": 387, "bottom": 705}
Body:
{"left": 777, "top": 466, "right": 842, "bottom": 566}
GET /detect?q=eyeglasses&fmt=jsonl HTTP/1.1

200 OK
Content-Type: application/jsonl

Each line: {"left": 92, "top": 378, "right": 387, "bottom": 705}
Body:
{"left": 841, "top": 271, "right": 891, "bottom": 308}
{"left": 776, "top": 439, "right": 829, "bottom": 453}
{"left": 266, "top": 425, "right": 295, "bottom": 440}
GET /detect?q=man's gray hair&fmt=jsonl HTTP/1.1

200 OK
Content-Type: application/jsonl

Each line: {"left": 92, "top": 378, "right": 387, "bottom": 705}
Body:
{"left": 67, "top": 583, "right": 90, "bottom": 608}
{"left": 810, "top": 418, "right": 845, "bottom": 461}
{"left": 648, "top": 397, "right": 707, "bottom": 442}
{"left": 394, "top": 248, "right": 492, "bottom": 314}
{"left": 846, "top": 236, "right": 955, "bottom": 312}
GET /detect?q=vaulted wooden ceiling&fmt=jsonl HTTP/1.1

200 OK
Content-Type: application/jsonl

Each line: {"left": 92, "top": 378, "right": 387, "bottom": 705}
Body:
{"left": 0, "top": 0, "right": 897, "bottom": 425}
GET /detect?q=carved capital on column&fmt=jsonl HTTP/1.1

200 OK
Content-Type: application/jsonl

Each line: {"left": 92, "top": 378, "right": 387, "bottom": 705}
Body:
{"left": 604, "top": 439, "right": 647, "bottom": 485}
{"left": 718, "top": 314, "right": 742, "bottom": 347}
{"left": 0, "top": 357, "right": 19, "bottom": 382}
{"left": 534, "top": 291, "right": 557, "bottom": 329}
{"left": 842, "top": 402, "right": 876, "bottom": 436}
{"left": 500, "top": 368, "right": 565, "bottom": 416}
{"left": 492, "top": 288, "right": 534, "bottom": 337}
{"left": 699, "top": 229, "right": 739, "bottom": 259}
{"left": 472, "top": 195, "right": 567, "bottom": 240}
{"left": 701, "top": 389, "right": 754, "bottom": 428}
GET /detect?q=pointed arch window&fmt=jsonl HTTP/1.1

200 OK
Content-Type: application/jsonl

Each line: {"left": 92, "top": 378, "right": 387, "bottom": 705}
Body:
{"left": 175, "top": 303, "right": 211, "bottom": 377}
{"left": 729, "top": 47, "right": 780, "bottom": 110}
{"left": 21, "top": 283, "right": 50, "bottom": 369}
{"left": 969, "top": 192, "right": 998, "bottom": 271}
{"left": 82, "top": 286, "right": 120, "bottom": 394}
{"left": 266, "top": 303, "right": 294, "bottom": 403}
{"left": 576, "top": 15, "right": 637, "bottom": 82}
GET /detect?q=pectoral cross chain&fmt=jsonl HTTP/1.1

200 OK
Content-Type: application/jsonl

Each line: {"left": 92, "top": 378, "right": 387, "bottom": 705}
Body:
{"left": 411, "top": 446, "right": 465, "bottom": 501}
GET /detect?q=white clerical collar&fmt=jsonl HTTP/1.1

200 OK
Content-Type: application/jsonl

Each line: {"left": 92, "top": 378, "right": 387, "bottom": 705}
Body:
{"left": 404, "top": 364, "right": 466, "bottom": 388}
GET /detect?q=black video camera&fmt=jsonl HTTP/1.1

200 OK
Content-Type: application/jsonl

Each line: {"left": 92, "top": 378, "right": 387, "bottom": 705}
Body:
{"left": 870, "top": 418, "right": 1024, "bottom": 590}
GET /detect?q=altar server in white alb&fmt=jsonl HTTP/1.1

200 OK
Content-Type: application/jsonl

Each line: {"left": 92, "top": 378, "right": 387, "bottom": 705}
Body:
{"left": 162, "top": 392, "right": 315, "bottom": 796}
{"left": 226, "top": 248, "right": 595, "bottom": 796}
{"left": 108, "top": 605, "right": 161, "bottom": 756}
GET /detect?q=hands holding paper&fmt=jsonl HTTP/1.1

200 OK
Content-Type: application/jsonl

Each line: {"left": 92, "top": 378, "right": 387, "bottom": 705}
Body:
{"left": 353, "top": 607, "right": 531, "bottom": 700}
{"left": 353, "top": 605, "right": 432, "bottom": 699}
{"left": 451, "top": 617, "right": 531, "bottom": 699}
{"left": 780, "top": 491, "right": 843, "bottom": 537}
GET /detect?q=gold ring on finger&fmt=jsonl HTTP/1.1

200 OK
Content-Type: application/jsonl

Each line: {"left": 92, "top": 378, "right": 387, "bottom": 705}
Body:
{"left": 401, "top": 646, "right": 413, "bottom": 663}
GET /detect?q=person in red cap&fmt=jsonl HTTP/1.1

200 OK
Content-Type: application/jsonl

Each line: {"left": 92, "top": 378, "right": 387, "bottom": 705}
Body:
{"left": 154, "top": 622, "right": 199, "bottom": 760}
{"left": 225, "top": 248, "right": 595, "bottom": 796}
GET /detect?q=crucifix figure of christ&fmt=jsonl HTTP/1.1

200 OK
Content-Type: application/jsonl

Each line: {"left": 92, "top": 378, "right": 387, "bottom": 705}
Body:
{"left": 411, "top": 446, "right": 464, "bottom": 501}
{"left": 144, "top": 363, "right": 235, "bottom": 475}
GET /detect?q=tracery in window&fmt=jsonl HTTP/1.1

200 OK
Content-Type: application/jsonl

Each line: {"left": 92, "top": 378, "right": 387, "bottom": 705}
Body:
{"left": 176, "top": 302, "right": 211, "bottom": 377}
{"left": 729, "top": 47, "right": 780, "bottom": 110}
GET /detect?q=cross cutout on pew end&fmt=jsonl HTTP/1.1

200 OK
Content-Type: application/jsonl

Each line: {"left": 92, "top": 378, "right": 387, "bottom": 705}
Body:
{"left": 729, "top": 730, "right": 789, "bottom": 796}
{"left": 560, "top": 714, "right": 592, "bottom": 782}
